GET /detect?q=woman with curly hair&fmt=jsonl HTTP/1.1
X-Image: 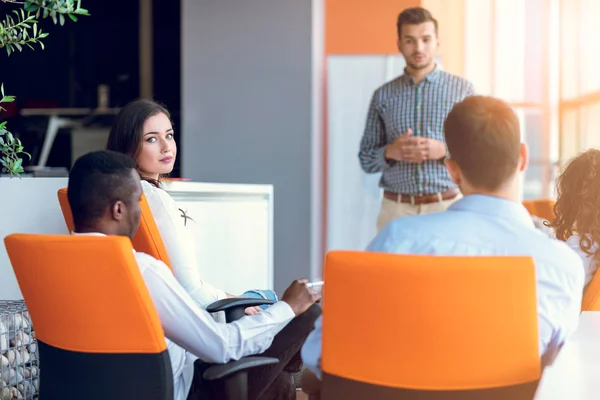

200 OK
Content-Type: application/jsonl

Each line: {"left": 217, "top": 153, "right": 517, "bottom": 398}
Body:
{"left": 550, "top": 149, "right": 600, "bottom": 291}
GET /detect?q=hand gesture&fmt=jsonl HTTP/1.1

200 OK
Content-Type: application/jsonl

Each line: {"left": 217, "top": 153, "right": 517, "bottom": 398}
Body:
{"left": 281, "top": 279, "right": 321, "bottom": 316}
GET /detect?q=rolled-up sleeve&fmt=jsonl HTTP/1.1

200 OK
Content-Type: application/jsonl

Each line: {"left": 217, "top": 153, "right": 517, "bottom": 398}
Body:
{"left": 359, "top": 94, "right": 388, "bottom": 173}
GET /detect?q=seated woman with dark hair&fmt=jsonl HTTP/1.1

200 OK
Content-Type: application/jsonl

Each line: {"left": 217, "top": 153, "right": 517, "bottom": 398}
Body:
{"left": 549, "top": 149, "right": 600, "bottom": 292}
{"left": 106, "top": 99, "right": 277, "bottom": 320}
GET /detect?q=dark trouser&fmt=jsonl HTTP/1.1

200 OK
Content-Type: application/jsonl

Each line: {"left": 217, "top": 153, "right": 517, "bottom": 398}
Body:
{"left": 187, "top": 304, "right": 321, "bottom": 400}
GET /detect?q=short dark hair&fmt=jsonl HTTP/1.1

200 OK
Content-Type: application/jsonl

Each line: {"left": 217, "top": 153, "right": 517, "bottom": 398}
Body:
{"left": 68, "top": 150, "right": 138, "bottom": 229}
{"left": 397, "top": 7, "right": 438, "bottom": 38}
{"left": 444, "top": 96, "right": 521, "bottom": 191}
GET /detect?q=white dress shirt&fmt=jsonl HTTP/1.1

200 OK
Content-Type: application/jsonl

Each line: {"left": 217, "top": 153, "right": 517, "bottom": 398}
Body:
{"left": 73, "top": 232, "right": 295, "bottom": 400}
{"left": 141, "top": 180, "right": 228, "bottom": 309}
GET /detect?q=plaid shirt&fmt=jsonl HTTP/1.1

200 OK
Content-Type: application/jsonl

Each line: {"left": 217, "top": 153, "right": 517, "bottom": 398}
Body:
{"left": 359, "top": 67, "right": 474, "bottom": 195}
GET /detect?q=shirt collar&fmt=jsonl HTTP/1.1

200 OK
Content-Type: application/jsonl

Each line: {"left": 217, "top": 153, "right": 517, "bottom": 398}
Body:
{"left": 448, "top": 194, "right": 535, "bottom": 228}
{"left": 71, "top": 232, "right": 107, "bottom": 237}
{"left": 401, "top": 64, "right": 442, "bottom": 85}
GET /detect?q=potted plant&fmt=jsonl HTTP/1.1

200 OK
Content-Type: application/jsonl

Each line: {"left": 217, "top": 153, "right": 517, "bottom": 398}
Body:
{"left": 0, "top": 0, "right": 89, "bottom": 176}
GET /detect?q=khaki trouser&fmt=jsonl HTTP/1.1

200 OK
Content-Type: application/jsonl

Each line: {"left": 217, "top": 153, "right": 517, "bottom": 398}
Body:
{"left": 376, "top": 193, "right": 462, "bottom": 232}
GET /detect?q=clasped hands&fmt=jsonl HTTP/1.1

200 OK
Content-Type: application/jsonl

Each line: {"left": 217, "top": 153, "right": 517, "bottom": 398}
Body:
{"left": 384, "top": 128, "right": 446, "bottom": 163}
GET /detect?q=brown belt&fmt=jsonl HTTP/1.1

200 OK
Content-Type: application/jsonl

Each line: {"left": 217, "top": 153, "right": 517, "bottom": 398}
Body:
{"left": 384, "top": 188, "right": 460, "bottom": 205}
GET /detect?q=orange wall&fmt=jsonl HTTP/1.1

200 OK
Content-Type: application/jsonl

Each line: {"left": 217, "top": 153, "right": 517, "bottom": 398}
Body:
{"left": 326, "top": 0, "right": 421, "bottom": 54}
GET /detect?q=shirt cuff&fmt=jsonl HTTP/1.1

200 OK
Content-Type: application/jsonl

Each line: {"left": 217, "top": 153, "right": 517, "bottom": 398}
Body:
{"left": 265, "top": 301, "right": 296, "bottom": 324}
{"left": 376, "top": 146, "right": 391, "bottom": 168}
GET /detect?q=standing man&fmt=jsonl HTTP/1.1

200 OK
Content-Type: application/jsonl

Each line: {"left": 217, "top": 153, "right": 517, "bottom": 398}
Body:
{"left": 359, "top": 7, "right": 475, "bottom": 231}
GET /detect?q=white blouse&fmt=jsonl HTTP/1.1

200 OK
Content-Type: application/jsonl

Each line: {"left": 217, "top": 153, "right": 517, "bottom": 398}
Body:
{"left": 565, "top": 234, "right": 600, "bottom": 291}
{"left": 141, "top": 180, "right": 228, "bottom": 309}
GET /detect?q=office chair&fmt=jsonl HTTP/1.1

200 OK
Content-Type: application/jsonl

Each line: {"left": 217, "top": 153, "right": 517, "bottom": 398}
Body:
{"left": 5, "top": 234, "right": 277, "bottom": 400}
{"left": 321, "top": 251, "right": 541, "bottom": 400}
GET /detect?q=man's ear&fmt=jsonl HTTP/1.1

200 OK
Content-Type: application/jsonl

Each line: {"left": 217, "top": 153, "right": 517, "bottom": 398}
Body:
{"left": 444, "top": 158, "right": 462, "bottom": 186}
{"left": 111, "top": 201, "right": 125, "bottom": 221}
{"left": 518, "top": 143, "right": 529, "bottom": 172}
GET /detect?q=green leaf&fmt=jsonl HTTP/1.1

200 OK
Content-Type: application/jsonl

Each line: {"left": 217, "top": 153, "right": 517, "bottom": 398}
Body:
{"left": 0, "top": 137, "right": 4, "bottom": 146}
{"left": 39, "top": 41, "right": 45, "bottom": 50}
{"left": 24, "top": 2, "right": 40, "bottom": 13}
{"left": 1, "top": 96, "right": 16, "bottom": 103}
{"left": 14, "top": 158, "right": 22, "bottom": 170}
{"left": 59, "top": 14, "right": 65, "bottom": 26}
{"left": 1, "top": 83, "right": 4, "bottom": 97}
{"left": 68, "top": 14, "right": 78, "bottom": 22}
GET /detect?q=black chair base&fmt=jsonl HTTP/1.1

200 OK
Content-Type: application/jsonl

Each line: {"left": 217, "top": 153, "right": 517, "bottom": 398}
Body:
{"left": 322, "top": 373, "right": 539, "bottom": 400}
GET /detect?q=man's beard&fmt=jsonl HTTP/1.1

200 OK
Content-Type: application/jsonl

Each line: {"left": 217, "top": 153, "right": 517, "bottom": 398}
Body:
{"left": 407, "top": 56, "right": 432, "bottom": 71}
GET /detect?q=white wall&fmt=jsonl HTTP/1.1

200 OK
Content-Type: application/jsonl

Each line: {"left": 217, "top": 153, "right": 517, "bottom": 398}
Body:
{"left": 0, "top": 178, "right": 69, "bottom": 300}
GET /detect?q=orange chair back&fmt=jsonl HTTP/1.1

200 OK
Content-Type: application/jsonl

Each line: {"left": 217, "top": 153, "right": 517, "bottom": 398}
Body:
{"left": 522, "top": 199, "right": 555, "bottom": 222}
{"left": 321, "top": 251, "right": 541, "bottom": 395}
{"left": 57, "top": 188, "right": 172, "bottom": 270}
{"left": 3, "top": 234, "right": 172, "bottom": 399}
{"left": 522, "top": 200, "right": 537, "bottom": 216}
{"left": 533, "top": 199, "right": 555, "bottom": 221}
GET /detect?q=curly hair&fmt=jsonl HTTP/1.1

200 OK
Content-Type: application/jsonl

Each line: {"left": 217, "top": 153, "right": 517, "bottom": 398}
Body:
{"left": 550, "top": 149, "right": 600, "bottom": 265}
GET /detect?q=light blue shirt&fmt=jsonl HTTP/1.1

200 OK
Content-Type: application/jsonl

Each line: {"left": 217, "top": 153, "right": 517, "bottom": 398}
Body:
{"left": 301, "top": 194, "right": 584, "bottom": 378}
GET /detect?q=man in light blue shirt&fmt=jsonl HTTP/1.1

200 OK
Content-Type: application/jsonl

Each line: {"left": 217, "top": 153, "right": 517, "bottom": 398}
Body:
{"left": 302, "top": 95, "right": 584, "bottom": 379}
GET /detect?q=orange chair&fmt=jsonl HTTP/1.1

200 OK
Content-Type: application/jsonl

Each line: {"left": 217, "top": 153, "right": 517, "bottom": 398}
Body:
{"left": 522, "top": 199, "right": 555, "bottom": 222}
{"left": 57, "top": 187, "right": 172, "bottom": 269}
{"left": 4, "top": 234, "right": 174, "bottom": 400}
{"left": 532, "top": 199, "right": 555, "bottom": 222}
{"left": 522, "top": 200, "right": 537, "bottom": 216}
{"left": 4, "top": 234, "right": 278, "bottom": 400}
{"left": 321, "top": 251, "right": 541, "bottom": 399}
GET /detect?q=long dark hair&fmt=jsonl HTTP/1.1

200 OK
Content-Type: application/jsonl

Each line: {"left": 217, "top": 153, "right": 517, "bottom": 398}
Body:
{"left": 106, "top": 99, "right": 194, "bottom": 225}
{"left": 106, "top": 99, "right": 171, "bottom": 186}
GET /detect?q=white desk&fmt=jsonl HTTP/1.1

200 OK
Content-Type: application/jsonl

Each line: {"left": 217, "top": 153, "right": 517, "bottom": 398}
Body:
{"left": 535, "top": 312, "right": 600, "bottom": 399}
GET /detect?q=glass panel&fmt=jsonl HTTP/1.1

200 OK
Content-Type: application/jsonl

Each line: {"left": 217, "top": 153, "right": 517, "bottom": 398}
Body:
{"left": 560, "top": 108, "right": 580, "bottom": 164}
{"left": 464, "top": 0, "right": 493, "bottom": 95}
{"left": 580, "top": 0, "right": 600, "bottom": 94}
{"left": 495, "top": 0, "right": 525, "bottom": 102}
{"left": 580, "top": 102, "right": 600, "bottom": 150}
{"left": 524, "top": 0, "right": 544, "bottom": 104}
{"left": 560, "top": 0, "right": 580, "bottom": 99}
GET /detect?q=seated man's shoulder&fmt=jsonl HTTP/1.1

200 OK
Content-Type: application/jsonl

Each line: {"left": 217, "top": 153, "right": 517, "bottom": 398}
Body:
{"left": 134, "top": 251, "right": 171, "bottom": 273}
{"left": 531, "top": 233, "right": 585, "bottom": 276}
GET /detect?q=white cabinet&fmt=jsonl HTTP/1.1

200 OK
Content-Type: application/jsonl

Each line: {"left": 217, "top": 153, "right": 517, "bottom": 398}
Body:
{"left": 163, "top": 181, "right": 274, "bottom": 295}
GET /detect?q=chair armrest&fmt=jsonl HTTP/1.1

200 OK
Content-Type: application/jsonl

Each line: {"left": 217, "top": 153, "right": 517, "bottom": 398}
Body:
{"left": 203, "top": 356, "right": 279, "bottom": 381}
{"left": 207, "top": 297, "right": 274, "bottom": 322}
